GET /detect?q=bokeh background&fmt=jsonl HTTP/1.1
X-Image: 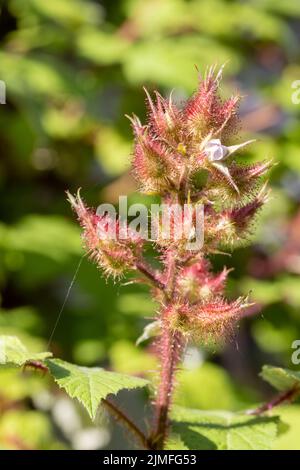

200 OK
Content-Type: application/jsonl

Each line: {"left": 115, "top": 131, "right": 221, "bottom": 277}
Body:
{"left": 1, "top": 0, "right": 300, "bottom": 450}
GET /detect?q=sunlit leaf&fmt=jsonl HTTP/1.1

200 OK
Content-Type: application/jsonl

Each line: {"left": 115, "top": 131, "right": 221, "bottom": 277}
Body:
{"left": 260, "top": 365, "right": 300, "bottom": 392}
{"left": 168, "top": 406, "right": 279, "bottom": 450}
{"left": 0, "top": 336, "right": 52, "bottom": 367}
{"left": 46, "top": 358, "right": 149, "bottom": 420}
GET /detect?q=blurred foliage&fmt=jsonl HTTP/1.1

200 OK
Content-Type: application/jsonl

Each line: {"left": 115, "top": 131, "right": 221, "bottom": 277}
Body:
{"left": 0, "top": 0, "right": 300, "bottom": 449}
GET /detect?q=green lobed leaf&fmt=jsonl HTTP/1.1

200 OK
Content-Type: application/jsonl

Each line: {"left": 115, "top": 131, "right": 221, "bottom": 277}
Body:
{"left": 260, "top": 365, "right": 300, "bottom": 392}
{"left": 0, "top": 335, "right": 52, "bottom": 367}
{"left": 168, "top": 406, "right": 279, "bottom": 450}
{"left": 46, "top": 358, "right": 149, "bottom": 420}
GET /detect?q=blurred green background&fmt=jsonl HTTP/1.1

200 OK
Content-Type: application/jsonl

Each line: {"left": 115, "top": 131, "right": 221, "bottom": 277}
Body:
{"left": 0, "top": 0, "right": 300, "bottom": 450}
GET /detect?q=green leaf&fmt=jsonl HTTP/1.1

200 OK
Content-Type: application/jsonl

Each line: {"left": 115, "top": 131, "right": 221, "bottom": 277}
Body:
{"left": 0, "top": 335, "right": 52, "bottom": 367}
{"left": 168, "top": 407, "right": 279, "bottom": 450}
{"left": 46, "top": 358, "right": 149, "bottom": 420}
{"left": 260, "top": 365, "right": 300, "bottom": 392}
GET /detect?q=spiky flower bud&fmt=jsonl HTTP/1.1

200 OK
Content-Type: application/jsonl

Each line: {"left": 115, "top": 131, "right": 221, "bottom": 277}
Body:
{"left": 128, "top": 115, "right": 183, "bottom": 194}
{"left": 177, "top": 259, "right": 231, "bottom": 303}
{"left": 165, "top": 296, "right": 251, "bottom": 343}
{"left": 184, "top": 65, "right": 240, "bottom": 141}
{"left": 144, "top": 88, "right": 183, "bottom": 146}
{"left": 67, "top": 191, "right": 142, "bottom": 278}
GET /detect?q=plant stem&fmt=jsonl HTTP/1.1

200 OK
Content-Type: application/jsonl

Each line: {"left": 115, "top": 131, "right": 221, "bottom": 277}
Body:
{"left": 136, "top": 260, "right": 165, "bottom": 290}
{"left": 149, "top": 242, "right": 186, "bottom": 449}
{"left": 103, "top": 398, "right": 152, "bottom": 450}
{"left": 151, "top": 329, "right": 183, "bottom": 449}
{"left": 247, "top": 386, "right": 300, "bottom": 416}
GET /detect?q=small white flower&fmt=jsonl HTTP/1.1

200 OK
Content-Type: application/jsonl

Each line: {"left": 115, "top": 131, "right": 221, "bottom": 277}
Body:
{"left": 205, "top": 138, "right": 255, "bottom": 162}
{"left": 205, "top": 139, "right": 229, "bottom": 162}
{"left": 204, "top": 138, "right": 256, "bottom": 193}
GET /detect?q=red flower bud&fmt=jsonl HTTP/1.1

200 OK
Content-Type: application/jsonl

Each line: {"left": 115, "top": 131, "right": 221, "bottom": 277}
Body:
{"left": 67, "top": 191, "right": 141, "bottom": 278}
{"left": 184, "top": 65, "right": 239, "bottom": 141}
{"left": 128, "top": 114, "right": 182, "bottom": 194}
{"left": 226, "top": 183, "right": 270, "bottom": 238}
{"left": 144, "top": 88, "right": 183, "bottom": 146}
{"left": 177, "top": 259, "right": 231, "bottom": 302}
{"left": 165, "top": 296, "right": 251, "bottom": 343}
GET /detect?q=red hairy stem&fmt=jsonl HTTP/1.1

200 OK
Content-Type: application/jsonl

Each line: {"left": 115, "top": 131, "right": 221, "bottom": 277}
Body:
{"left": 150, "top": 221, "right": 189, "bottom": 448}
{"left": 102, "top": 398, "right": 152, "bottom": 450}
{"left": 23, "top": 360, "right": 49, "bottom": 374}
{"left": 247, "top": 386, "right": 300, "bottom": 416}
{"left": 165, "top": 250, "right": 176, "bottom": 296}
{"left": 151, "top": 328, "right": 184, "bottom": 449}
{"left": 150, "top": 232, "right": 182, "bottom": 449}
{"left": 136, "top": 260, "right": 165, "bottom": 290}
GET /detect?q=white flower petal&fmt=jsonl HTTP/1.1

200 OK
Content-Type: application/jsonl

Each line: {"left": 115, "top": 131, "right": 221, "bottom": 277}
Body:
{"left": 212, "top": 162, "right": 239, "bottom": 193}
{"left": 226, "top": 139, "right": 256, "bottom": 156}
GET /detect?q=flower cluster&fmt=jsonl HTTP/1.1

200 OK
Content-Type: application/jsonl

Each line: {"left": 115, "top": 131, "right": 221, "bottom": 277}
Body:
{"left": 69, "top": 66, "right": 271, "bottom": 342}
{"left": 69, "top": 65, "right": 272, "bottom": 448}
{"left": 130, "top": 66, "right": 270, "bottom": 203}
